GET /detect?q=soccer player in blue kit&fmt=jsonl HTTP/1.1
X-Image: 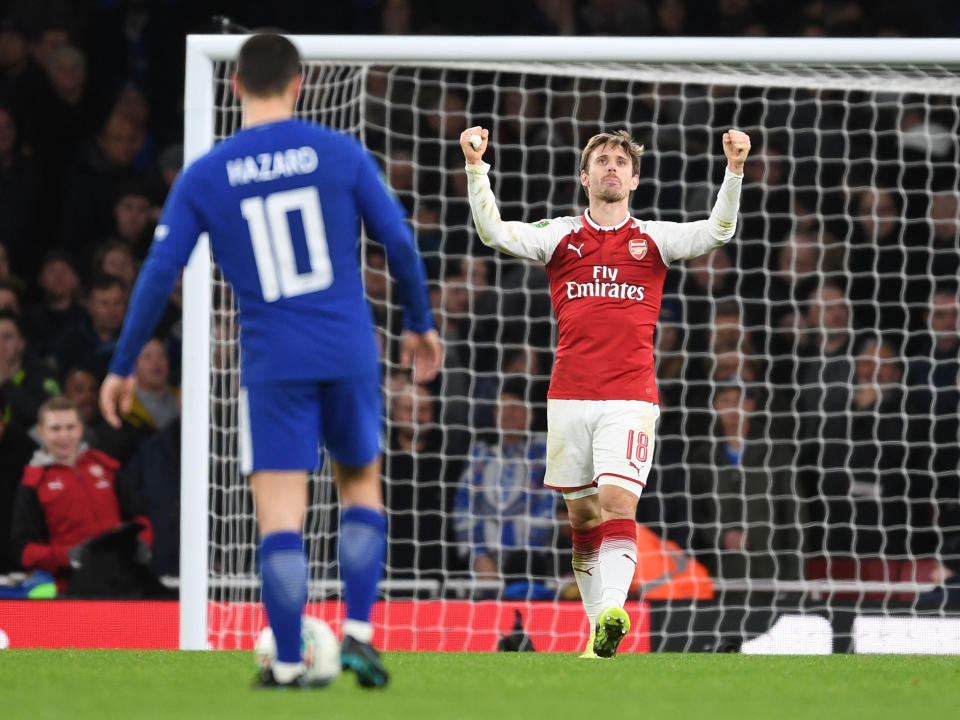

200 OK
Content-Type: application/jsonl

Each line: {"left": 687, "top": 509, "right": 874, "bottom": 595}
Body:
{"left": 99, "top": 33, "right": 442, "bottom": 688}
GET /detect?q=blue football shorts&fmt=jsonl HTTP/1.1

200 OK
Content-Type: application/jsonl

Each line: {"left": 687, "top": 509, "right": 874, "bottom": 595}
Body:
{"left": 238, "top": 376, "right": 382, "bottom": 473}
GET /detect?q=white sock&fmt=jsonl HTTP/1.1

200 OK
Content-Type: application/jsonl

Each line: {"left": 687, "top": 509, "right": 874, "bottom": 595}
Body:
{"left": 271, "top": 660, "right": 305, "bottom": 683}
{"left": 598, "top": 519, "right": 638, "bottom": 610}
{"left": 342, "top": 618, "right": 373, "bottom": 643}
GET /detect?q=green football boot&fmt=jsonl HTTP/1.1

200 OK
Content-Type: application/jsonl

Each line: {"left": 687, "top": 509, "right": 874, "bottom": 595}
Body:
{"left": 592, "top": 606, "right": 630, "bottom": 658}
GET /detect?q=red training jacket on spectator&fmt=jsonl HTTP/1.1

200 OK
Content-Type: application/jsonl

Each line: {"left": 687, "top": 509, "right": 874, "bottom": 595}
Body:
{"left": 16, "top": 447, "right": 153, "bottom": 575}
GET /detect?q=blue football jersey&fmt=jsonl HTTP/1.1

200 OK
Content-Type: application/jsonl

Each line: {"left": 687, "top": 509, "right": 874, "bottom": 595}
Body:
{"left": 109, "top": 119, "right": 433, "bottom": 382}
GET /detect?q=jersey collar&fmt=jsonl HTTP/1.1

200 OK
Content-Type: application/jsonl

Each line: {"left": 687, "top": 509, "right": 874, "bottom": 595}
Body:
{"left": 583, "top": 208, "right": 632, "bottom": 232}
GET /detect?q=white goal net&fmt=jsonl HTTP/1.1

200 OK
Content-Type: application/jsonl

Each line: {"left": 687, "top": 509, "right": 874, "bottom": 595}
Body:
{"left": 183, "top": 36, "right": 960, "bottom": 653}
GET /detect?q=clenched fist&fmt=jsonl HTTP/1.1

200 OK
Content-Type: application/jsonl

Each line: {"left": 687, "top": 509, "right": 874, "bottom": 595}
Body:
{"left": 460, "top": 126, "right": 489, "bottom": 166}
{"left": 722, "top": 129, "right": 751, "bottom": 175}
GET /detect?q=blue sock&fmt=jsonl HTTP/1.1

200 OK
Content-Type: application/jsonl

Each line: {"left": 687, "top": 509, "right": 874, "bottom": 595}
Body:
{"left": 259, "top": 532, "right": 307, "bottom": 664}
{"left": 339, "top": 506, "right": 387, "bottom": 623}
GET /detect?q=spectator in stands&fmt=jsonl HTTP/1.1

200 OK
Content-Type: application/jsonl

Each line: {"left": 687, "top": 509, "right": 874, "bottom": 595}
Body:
{"left": 95, "top": 338, "right": 176, "bottom": 465}
{"left": 52, "top": 273, "right": 126, "bottom": 380}
{"left": 0, "top": 408, "right": 36, "bottom": 573}
{"left": 795, "top": 281, "right": 855, "bottom": 553}
{"left": 30, "top": 21, "right": 70, "bottom": 70}
{"left": 843, "top": 338, "right": 929, "bottom": 556}
{"left": 120, "top": 401, "right": 180, "bottom": 578}
{"left": 91, "top": 239, "right": 137, "bottom": 295}
{"left": 10, "top": 396, "right": 154, "bottom": 593}
{"left": 454, "top": 378, "right": 559, "bottom": 592}
{"left": 846, "top": 187, "right": 907, "bottom": 331}
{"left": 111, "top": 83, "right": 156, "bottom": 173}
{"left": 905, "top": 192, "right": 960, "bottom": 331}
{"left": 690, "top": 383, "right": 803, "bottom": 580}
{"left": 61, "top": 366, "right": 102, "bottom": 448}
{"left": 0, "top": 309, "right": 59, "bottom": 432}
{"left": 0, "top": 240, "right": 9, "bottom": 279}
{"left": 427, "top": 274, "right": 471, "bottom": 428}
{"left": 107, "top": 182, "right": 155, "bottom": 257}
{"left": 906, "top": 285, "right": 960, "bottom": 544}
{"left": 678, "top": 245, "right": 738, "bottom": 355}
{"left": 22, "top": 250, "right": 86, "bottom": 360}
{"left": 384, "top": 373, "right": 462, "bottom": 578}
{"left": 59, "top": 111, "right": 154, "bottom": 254}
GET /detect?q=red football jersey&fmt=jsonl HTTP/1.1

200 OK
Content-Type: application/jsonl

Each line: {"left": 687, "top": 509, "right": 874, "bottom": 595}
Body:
{"left": 544, "top": 213, "right": 668, "bottom": 402}
{"left": 465, "top": 163, "right": 743, "bottom": 403}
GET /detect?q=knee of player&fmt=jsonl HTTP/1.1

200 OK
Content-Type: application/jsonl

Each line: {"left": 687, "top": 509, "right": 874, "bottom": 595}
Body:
{"left": 598, "top": 484, "right": 640, "bottom": 520}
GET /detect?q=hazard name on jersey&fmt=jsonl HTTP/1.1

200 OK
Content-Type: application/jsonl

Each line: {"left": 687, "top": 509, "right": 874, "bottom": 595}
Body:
{"left": 565, "top": 265, "right": 645, "bottom": 302}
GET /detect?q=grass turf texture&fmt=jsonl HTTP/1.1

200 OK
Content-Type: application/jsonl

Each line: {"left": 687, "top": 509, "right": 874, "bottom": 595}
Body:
{"left": 1, "top": 651, "right": 958, "bottom": 719}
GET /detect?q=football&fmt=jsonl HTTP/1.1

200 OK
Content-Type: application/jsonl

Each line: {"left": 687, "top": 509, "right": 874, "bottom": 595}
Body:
{"left": 254, "top": 616, "right": 342, "bottom": 686}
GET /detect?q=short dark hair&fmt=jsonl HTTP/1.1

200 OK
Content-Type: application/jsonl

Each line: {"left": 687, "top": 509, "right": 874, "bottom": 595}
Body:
{"left": 500, "top": 377, "right": 529, "bottom": 401}
{"left": 236, "top": 33, "right": 300, "bottom": 97}
{"left": 88, "top": 273, "right": 125, "bottom": 295}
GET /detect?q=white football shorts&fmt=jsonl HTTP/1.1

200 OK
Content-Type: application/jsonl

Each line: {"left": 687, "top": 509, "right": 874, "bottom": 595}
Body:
{"left": 544, "top": 398, "right": 660, "bottom": 498}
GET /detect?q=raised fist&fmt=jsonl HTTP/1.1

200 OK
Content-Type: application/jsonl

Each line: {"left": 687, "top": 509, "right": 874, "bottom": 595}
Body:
{"left": 460, "top": 126, "right": 489, "bottom": 166}
{"left": 722, "top": 129, "right": 751, "bottom": 174}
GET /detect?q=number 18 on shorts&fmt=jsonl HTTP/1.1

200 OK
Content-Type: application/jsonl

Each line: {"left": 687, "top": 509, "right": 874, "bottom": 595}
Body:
{"left": 544, "top": 399, "right": 660, "bottom": 496}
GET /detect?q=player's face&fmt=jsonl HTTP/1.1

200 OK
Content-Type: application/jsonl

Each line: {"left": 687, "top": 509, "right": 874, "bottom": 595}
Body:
{"left": 581, "top": 143, "right": 639, "bottom": 203}
{"left": 38, "top": 409, "right": 84, "bottom": 464}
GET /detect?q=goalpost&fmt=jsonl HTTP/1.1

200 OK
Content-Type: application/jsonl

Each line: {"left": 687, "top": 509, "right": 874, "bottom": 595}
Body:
{"left": 181, "top": 35, "right": 960, "bottom": 652}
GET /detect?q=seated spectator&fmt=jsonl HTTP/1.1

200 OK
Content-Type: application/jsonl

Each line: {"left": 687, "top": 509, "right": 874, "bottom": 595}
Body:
{"left": 906, "top": 285, "right": 960, "bottom": 480}
{"left": 384, "top": 373, "right": 462, "bottom": 579}
{"left": 95, "top": 338, "right": 176, "bottom": 464}
{"left": 22, "top": 250, "right": 87, "bottom": 359}
{"left": 0, "top": 409, "right": 37, "bottom": 573}
{"left": 52, "top": 273, "right": 125, "bottom": 380}
{"left": 0, "top": 310, "right": 59, "bottom": 432}
{"left": 844, "top": 338, "right": 927, "bottom": 556}
{"left": 454, "top": 378, "right": 560, "bottom": 592}
{"left": 61, "top": 366, "right": 101, "bottom": 446}
{"left": 128, "top": 337, "right": 178, "bottom": 430}
{"left": 10, "top": 397, "right": 154, "bottom": 593}
{"left": 120, "top": 413, "right": 180, "bottom": 578}
{"left": 107, "top": 181, "right": 155, "bottom": 257}
{"left": 689, "top": 383, "right": 803, "bottom": 580}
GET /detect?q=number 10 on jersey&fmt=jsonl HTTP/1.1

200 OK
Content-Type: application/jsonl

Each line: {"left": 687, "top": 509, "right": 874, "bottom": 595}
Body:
{"left": 240, "top": 187, "right": 334, "bottom": 302}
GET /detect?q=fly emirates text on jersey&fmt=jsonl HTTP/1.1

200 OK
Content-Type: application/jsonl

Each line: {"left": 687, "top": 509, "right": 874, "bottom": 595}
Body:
{"left": 565, "top": 265, "right": 646, "bottom": 302}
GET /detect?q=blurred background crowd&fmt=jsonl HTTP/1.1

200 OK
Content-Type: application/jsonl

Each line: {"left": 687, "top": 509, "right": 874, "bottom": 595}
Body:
{"left": 2, "top": 0, "right": 960, "bottom": 603}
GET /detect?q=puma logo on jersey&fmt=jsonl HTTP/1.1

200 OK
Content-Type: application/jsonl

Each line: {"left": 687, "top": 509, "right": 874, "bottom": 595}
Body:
{"left": 567, "top": 242, "right": 585, "bottom": 258}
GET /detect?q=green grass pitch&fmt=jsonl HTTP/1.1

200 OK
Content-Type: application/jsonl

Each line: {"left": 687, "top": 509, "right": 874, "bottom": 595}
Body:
{"left": 1, "top": 650, "right": 959, "bottom": 720}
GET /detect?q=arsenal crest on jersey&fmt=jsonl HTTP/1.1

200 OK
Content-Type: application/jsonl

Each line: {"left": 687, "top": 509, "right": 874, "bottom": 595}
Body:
{"left": 628, "top": 236, "right": 648, "bottom": 261}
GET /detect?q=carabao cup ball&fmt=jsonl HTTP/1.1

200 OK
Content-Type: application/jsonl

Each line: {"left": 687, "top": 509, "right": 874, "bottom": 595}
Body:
{"left": 254, "top": 617, "right": 341, "bottom": 686}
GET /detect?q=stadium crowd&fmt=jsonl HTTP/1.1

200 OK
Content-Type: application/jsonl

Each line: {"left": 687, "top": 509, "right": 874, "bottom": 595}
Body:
{"left": 1, "top": 0, "right": 959, "bottom": 602}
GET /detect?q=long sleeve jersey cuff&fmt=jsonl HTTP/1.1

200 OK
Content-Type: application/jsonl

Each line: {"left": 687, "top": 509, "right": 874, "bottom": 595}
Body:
{"left": 706, "top": 167, "right": 743, "bottom": 242}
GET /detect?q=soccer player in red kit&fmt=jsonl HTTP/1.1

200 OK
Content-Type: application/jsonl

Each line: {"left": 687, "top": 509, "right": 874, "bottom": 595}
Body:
{"left": 460, "top": 125, "right": 750, "bottom": 657}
